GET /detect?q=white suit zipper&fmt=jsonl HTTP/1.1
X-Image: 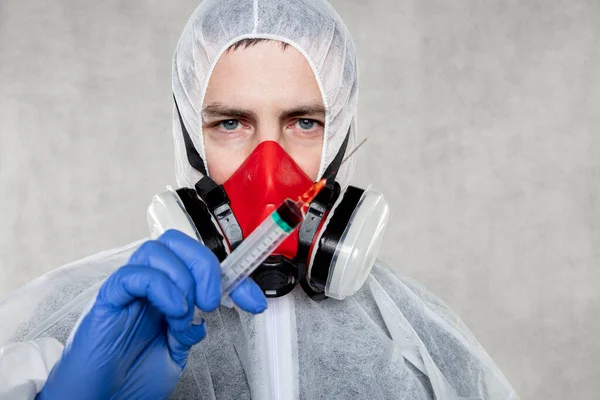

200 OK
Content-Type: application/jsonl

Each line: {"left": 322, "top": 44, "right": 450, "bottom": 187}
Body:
{"left": 260, "top": 295, "right": 297, "bottom": 400}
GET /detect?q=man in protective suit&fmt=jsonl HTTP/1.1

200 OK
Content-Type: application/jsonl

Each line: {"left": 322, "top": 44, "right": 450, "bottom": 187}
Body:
{"left": 0, "top": 1, "right": 518, "bottom": 399}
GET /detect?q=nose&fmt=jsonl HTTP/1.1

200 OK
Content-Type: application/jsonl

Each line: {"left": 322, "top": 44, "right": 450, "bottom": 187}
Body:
{"left": 252, "top": 120, "right": 289, "bottom": 154}
{"left": 248, "top": 121, "right": 292, "bottom": 162}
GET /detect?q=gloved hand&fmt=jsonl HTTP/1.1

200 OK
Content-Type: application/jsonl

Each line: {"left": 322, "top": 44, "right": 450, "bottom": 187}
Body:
{"left": 36, "top": 229, "right": 267, "bottom": 400}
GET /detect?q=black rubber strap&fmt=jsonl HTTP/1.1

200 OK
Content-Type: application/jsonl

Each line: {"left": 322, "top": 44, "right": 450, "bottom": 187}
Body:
{"left": 195, "top": 176, "right": 229, "bottom": 210}
{"left": 322, "top": 128, "right": 351, "bottom": 181}
{"left": 175, "top": 188, "right": 227, "bottom": 262}
{"left": 296, "top": 182, "right": 340, "bottom": 300}
{"left": 173, "top": 95, "right": 208, "bottom": 176}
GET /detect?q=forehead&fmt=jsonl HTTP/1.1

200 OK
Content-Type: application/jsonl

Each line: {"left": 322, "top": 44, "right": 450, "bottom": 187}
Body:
{"left": 203, "top": 40, "right": 324, "bottom": 110}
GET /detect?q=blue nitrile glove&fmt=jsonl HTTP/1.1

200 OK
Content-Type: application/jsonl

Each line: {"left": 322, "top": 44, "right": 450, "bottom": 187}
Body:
{"left": 37, "top": 229, "right": 267, "bottom": 400}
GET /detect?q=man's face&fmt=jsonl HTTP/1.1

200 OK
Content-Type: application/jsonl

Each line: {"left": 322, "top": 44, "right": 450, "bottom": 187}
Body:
{"left": 202, "top": 41, "right": 325, "bottom": 184}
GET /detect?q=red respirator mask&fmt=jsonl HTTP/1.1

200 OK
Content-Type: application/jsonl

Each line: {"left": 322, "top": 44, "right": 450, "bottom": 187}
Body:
{"left": 223, "top": 141, "right": 313, "bottom": 260}
{"left": 191, "top": 141, "right": 334, "bottom": 297}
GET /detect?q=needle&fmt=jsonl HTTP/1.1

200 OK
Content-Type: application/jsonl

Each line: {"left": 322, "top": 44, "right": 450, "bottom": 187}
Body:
{"left": 325, "top": 137, "right": 368, "bottom": 180}
{"left": 297, "top": 137, "right": 369, "bottom": 210}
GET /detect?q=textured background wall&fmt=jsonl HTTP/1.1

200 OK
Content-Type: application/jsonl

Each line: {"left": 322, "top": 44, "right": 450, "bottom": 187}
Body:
{"left": 1, "top": 1, "right": 598, "bottom": 398}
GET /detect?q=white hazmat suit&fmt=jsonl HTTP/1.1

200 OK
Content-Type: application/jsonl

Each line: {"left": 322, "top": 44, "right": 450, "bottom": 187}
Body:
{"left": 0, "top": 0, "right": 518, "bottom": 399}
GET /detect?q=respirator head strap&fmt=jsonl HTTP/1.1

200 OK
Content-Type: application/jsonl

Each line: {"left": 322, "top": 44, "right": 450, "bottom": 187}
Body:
{"left": 175, "top": 188, "right": 228, "bottom": 262}
{"left": 322, "top": 127, "right": 351, "bottom": 181}
{"left": 173, "top": 95, "right": 208, "bottom": 176}
{"left": 297, "top": 181, "right": 341, "bottom": 301}
{"left": 195, "top": 176, "right": 243, "bottom": 250}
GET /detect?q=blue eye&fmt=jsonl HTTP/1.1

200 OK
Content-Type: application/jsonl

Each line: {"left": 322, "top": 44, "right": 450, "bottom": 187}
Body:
{"left": 220, "top": 120, "right": 240, "bottom": 131}
{"left": 298, "top": 119, "right": 315, "bottom": 130}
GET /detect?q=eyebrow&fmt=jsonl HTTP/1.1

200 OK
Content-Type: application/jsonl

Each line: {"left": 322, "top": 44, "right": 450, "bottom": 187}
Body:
{"left": 202, "top": 103, "right": 326, "bottom": 121}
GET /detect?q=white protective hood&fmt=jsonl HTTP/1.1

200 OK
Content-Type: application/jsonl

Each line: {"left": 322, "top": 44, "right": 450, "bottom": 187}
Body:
{"left": 171, "top": 0, "right": 357, "bottom": 189}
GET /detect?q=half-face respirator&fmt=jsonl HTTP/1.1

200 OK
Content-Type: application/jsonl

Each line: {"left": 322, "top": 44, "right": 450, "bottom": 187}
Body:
{"left": 147, "top": 140, "right": 388, "bottom": 301}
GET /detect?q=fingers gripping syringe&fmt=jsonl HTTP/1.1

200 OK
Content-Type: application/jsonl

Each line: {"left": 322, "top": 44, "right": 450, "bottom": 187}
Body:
{"left": 219, "top": 178, "right": 327, "bottom": 305}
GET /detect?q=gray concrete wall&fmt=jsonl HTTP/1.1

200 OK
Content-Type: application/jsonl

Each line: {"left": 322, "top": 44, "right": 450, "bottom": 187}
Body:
{"left": 1, "top": 1, "right": 598, "bottom": 398}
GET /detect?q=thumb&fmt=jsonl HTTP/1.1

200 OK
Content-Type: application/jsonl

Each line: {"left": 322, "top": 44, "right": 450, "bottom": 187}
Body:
{"left": 166, "top": 307, "right": 207, "bottom": 367}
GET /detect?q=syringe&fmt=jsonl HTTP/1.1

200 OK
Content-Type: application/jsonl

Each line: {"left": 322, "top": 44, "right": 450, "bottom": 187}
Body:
{"left": 219, "top": 178, "right": 327, "bottom": 304}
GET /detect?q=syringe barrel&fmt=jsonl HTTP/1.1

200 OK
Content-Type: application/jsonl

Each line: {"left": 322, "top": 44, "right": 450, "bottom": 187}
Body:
{"left": 220, "top": 199, "right": 303, "bottom": 298}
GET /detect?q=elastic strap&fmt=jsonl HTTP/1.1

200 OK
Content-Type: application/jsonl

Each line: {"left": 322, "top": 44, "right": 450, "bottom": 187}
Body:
{"left": 173, "top": 95, "right": 208, "bottom": 176}
{"left": 195, "top": 176, "right": 228, "bottom": 210}
{"left": 296, "top": 181, "right": 340, "bottom": 300}
{"left": 322, "top": 128, "right": 351, "bottom": 180}
{"left": 175, "top": 188, "right": 227, "bottom": 261}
